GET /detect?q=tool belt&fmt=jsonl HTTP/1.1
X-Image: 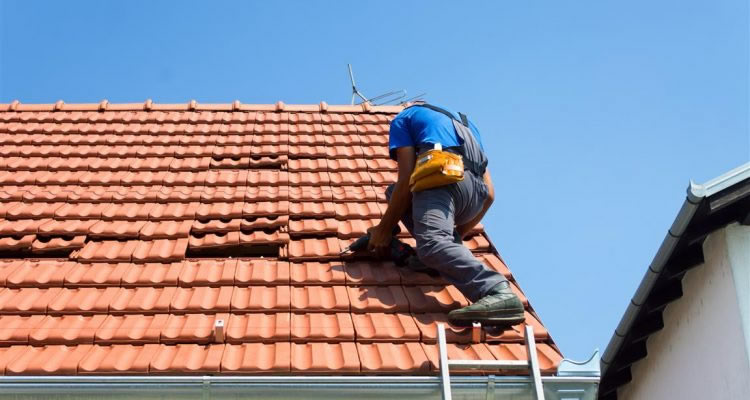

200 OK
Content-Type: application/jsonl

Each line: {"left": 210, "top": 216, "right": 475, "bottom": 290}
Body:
{"left": 407, "top": 103, "right": 488, "bottom": 193}
{"left": 409, "top": 145, "right": 464, "bottom": 192}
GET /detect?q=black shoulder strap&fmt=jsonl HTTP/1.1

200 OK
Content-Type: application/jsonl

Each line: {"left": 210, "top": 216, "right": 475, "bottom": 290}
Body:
{"left": 409, "top": 103, "right": 469, "bottom": 127}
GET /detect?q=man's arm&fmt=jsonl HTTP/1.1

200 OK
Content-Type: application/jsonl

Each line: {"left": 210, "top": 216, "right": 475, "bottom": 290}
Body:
{"left": 456, "top": 168, "right": 495, "bottom": 238}
{"left": 367, "top": 146, "right": 416, "bottom": 256}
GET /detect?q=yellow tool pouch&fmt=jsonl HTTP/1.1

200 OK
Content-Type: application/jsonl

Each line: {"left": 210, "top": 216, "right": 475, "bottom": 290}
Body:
{"left": 409, "top": 145, "right": 464, "bottom": 192}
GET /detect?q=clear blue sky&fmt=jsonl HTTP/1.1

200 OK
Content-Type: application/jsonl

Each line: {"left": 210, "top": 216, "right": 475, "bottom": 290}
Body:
{"left": 1, "top": 1, "right": 748, "bottom": 360}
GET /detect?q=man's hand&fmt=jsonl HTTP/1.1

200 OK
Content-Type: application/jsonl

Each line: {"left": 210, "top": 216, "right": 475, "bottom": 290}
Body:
{"left": 366, "top": 224, "right": 391, "bottom": 258}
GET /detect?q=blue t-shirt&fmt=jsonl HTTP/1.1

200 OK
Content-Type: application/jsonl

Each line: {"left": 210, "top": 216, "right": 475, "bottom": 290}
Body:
{"left": 388, "top": 104, "right": 484, "bottom": 160}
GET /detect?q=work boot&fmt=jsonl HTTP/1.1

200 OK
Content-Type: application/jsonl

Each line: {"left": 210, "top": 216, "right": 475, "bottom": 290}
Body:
{"left": 448, "top": 281, "right": 525, "bottom": 327}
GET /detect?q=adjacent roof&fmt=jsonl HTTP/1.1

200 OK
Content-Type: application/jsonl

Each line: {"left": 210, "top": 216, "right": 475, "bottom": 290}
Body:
{"left": 0, "top": 100, "right": 562, "bottom": 376}
{"left": 599, "top": 162, "right": 750, "bottom": 399}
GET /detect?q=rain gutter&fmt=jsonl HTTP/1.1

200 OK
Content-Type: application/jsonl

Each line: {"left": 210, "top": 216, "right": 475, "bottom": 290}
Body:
{"left": 0, "top": 375, "right": 600, "bottom": 400}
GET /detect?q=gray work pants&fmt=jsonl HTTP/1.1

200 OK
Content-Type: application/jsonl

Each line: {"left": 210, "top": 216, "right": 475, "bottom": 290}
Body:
{"left": 385, "top": 172, "right": 507, "bottom": 302}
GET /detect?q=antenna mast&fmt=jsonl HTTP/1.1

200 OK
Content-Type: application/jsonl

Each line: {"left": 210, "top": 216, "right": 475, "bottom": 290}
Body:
{"left": 347, "top": 64, "right": 412, "bottom": 106}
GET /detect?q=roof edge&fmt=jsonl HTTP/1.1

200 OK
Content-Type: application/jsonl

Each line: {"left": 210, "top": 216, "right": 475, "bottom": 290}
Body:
{"left": 601, "top": 161, "right": 750, "bottom": 381}
{"left": 0, "top": 100, "right": 407, "bottom": 114}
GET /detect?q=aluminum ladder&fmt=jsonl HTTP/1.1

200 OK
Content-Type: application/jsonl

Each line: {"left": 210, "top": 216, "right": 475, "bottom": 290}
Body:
{"left": 436, "top": 323, "right": 545, "bottom": 400}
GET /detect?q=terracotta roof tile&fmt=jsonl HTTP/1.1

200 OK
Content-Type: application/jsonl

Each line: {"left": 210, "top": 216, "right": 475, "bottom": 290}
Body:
{"left": 289, "top": 262, "right": 346, "bottom": 285}
{"left": 109, "top": 287, "right": 176, "bottom": 314}
{"left": 288, "top": 218, "right": 338, "bottom": 236}
{"left": 0, "top": 315, "right": 46, "bottom": 344}
{"left": 289, "top": 201, "right": 335, "bottom": 218}
{"left": 178, "top": 259, "right": 237, "bottom": 287}
{"left": 347, "top": 286, "right": 410, "bottom": 313}
{"left": 404, "top": 286, "right": 469, "bottom": 313}
{"left": 5, "top": 344, "right": 92, "bottom": 375}
{"left": 0, "top": 234, "right": 35, "bottom": 251}
{"left": 139, "top": 220, "right": 192, "bottom": 239}
{"left": 287, "top": 238, "right": 341, "bottom": 260}
{"left": 344, "top": 261, "right": 401, "bottom": 285}
{"left": 234, "top": 259, "right": 290, "bottom": 285}
{"left": 337, "top": 219, "right": 379, "bottom": 239}
{"left": 5, "top": 259, "right": 75, "bottom": 287}
{"left": 290, "top": 286, "right": 349, "bottom": 312}
{"left": 226, "top": 313, "right": 290, "bottom": 343}
{"left": 170, "top": 286, "right": 233, "bottom": 313}
{"left": 240, "top": 215, "right": 288, "bottom": 230}
{"left": 161, "top": 313, "right": 229, "bottom": 344}
{"left": 89, "top": 220, "right": 146, "bottom": 238}
{"left": 357, "top": 342, "right": 430, "bottom": 373}
{"left": 29, "top": 314, "right": 107, "bottom": 344}
{"left": 0, "top": 287, "right": 62, "bottom": 313}
{"left": 95, "top": 314, "right": 168, "bottom": 344}
{"left": 230, "top": 286, "right": 291, "bottom": 313}
{"left": 351, "top": 313, "right": 420, "bottom": 342}
{"left": 333, "top": 202, "right": 382, "bottom": 219}
{"left": 149, "top": 344, "right": 224, "bottom": 374}
{"left": 290, "top": 313, "right": 354, "bottom": 341}
{"left": 222, "top": 343, "right": 290, "bottom": 373}
{"left": 78, "top": 344, "right": 157, "bottom": 374}
{"left": 331, "top": 186, "right": 378, "bottom": 202}
{"left": 291, "top": 342, "right": 359, "bottom": 373}
{"left": 120, "top": 263, "right": 182, "bottom": 287}
{"left": 0, "top": 104, "right": 559, "bottom": 376}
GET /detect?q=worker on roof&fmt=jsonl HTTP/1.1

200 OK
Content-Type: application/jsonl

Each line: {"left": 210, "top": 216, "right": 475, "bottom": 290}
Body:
{"left": 367, "top": 102, "right": 524, "bottom": 327}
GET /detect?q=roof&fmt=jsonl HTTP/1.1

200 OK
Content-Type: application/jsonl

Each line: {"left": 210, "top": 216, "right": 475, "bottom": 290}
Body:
{"left": 0, "top": 100, "right": 562, "bottom": 376}
{"left": 599, "top": 162, "right": 750, "bottom": 399}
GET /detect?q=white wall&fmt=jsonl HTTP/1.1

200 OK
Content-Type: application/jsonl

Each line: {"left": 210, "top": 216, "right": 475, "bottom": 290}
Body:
{"left": 619, "top": 223, "right": 750, "bottom": 400}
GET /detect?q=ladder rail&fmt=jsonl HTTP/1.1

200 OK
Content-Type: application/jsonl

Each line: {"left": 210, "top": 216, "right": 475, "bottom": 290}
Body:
{"left": 436, "top": 323, "right": 546, "bottom": 400}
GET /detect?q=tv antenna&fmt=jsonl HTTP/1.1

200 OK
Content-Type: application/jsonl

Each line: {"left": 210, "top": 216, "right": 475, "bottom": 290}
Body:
{"left": 347, "top": 64, "right": 425, "bottom": 106}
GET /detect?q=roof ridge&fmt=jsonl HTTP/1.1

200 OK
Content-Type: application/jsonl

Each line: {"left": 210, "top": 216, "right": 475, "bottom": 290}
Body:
{"left": 0, "top": 100, "right": 408, "bottom": 114}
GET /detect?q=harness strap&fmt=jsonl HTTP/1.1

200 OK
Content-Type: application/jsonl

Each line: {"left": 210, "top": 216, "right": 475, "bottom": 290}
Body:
{"left": 408, "top": 103, "right": 488, "bottom": 176}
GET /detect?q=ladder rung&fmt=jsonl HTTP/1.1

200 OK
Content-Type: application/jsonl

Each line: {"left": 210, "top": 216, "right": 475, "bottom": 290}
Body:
{"left": 448, "top": 360, "right": 529, "bottom": 370}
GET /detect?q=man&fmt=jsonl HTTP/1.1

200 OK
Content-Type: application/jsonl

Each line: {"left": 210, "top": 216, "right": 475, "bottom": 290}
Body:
{"left": 367, "top": 103, "right": 524, "bottom": 327}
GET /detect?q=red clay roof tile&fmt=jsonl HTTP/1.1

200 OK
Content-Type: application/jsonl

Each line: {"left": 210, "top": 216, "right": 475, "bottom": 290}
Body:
{"left": 149, "top": 344, "right": 224, "bottom": 374}
{"left": 0, "top": 104, "right": 560, "bottom": 376}
{"left": 289, "top": 201, "right": 335, "bottom": 218}
{"left": 234, "top": 259, "right": 290, "bottom": 285}
{"left": 351, "top": 313, "right": 420, "bottom": 342}
{"left": 291, "top": 342, "right": 359, "bottom": 373}
{"left": 290, "top": 286, "right": 349, "bottom": 312}
{"left": 5, "top": 259, "right": 75, "bottom": 287}
{"left": 404, "top": 286, "right": 469, "bottom": 313}
{"left": 178, "top": 259, "right": 237, "bottom": 287}
{"left": 344, "top": 261, "right": 401, "bottom": 285}
{"left": 120, "top": 263, "right": 182, "bottom": 287}
{"left": 78, "top": 344, "right": 157, "bottom": 374}
{"left": 287, "top": 238, "right": 341, "bottom": 260}
{"left": 357, "top": 342, "right": 430, "bottom": 373}
{"left": 0, "top": 315, "right": 45, "bottom": 344}
{"left": 230, "top": 286, "right": 291, "bottom": 313}
{"left": 347, "top": 286, "right": 410, "bottom": 313}
{"left": 5, "top": 344, "right": 92, "bottom": 375}
{"left": 289, "top": 262, "right": 346, "bottom": 285}
{"left": 161, "top": 313, "right": 229, "bottom": 344}
{"left": 29, "top": 314, "right": 106, "bottom": 345}
{"left": 222, "top": 343, "right": 290, "bottom": 373}
{"left": 290, "top": 313, "right": 354, "bottom": 342}
{"left": 95, "top": 314, "right": 168, "bottom": 344}
{"left": 109, "top": 287, "right": 176, "bottom": 314}
{"left": 226, "top": 313, "right": 290, "bottom": 343}
{"left": 170, "top": 287, "right": 233, "bottom": 313}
